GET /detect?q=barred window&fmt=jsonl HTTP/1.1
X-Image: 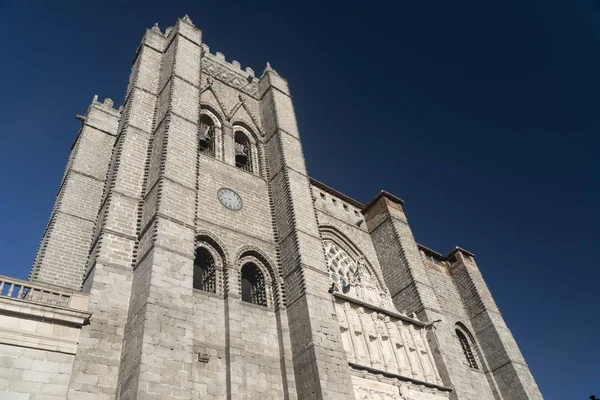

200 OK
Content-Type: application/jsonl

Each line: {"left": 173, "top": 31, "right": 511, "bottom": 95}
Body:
{"left": 234, "top": 131, "right": 252, "bottom": 172}
{"left": 199, "top": 115, "right": 216, "bottom": 157}
{"left": 456, "top": 329, "right": 479, "bottom": 369}
{"left": 241, "top": 263, "right": 266, "bottom": 307}
{"left": 193, "top": 247, "right": 216, "bottom": 293}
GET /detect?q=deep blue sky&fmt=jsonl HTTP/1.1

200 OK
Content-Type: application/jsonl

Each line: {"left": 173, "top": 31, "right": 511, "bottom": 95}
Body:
{"left": 0, "top": 1, "right": 598, "bottom": 398}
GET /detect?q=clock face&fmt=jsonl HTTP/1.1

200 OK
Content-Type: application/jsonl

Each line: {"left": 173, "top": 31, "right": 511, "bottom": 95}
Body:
{"left": 217, "top": 188, "right": 243, "bottom": 211}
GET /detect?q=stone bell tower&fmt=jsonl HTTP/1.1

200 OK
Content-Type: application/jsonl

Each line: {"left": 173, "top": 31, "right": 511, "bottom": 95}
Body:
{"left": 0, "top": 13, "right": 541, "bottom": 400}
{"left": 27, "top": 15, "right": 357, "bottom": 399}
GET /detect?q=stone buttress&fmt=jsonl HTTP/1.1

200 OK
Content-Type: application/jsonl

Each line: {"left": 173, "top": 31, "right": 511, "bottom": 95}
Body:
{"left": 30, "top": 98, "right": 120, "bottom": 290}
{"left": 362, "top": 192, "right": 543, "bottom": 400}
{"left": 259, "top": 67, "right": 357, "bottom": 399}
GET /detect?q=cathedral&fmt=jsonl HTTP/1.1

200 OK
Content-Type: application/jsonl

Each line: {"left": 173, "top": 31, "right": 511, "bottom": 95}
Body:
{"left": 0, "top": 16, "right": 543, "bottom": 399}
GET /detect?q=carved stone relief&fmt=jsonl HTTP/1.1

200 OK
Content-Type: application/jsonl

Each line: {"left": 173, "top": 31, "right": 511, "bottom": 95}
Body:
{"left": 354, "top": 386, "right": 402, "bottom": 400}
{"left": 324, "top": 241, "right": 396, "bottom": 312}
{"left": 201, "top": 57, "right": 259, "bottom": 96}
{"left": 334, "top": 300, "right": 442, "bottom": 386}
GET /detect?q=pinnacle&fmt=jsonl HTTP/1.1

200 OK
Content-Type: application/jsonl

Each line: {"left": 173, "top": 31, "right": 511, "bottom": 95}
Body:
{"left": 262, "top": 61, "right": 279, "bottom": 77}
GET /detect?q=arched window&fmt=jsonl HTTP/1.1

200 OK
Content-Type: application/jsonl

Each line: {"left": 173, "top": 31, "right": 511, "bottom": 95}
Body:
{"left": 199, "top": 114, "right": 216, "bottom": 157}
{"left": 240, "top": 263, "right": 266, "bottom": 306}
{"left": 456, "top": 328, "right": 479, "bottom": 369}
{"left": 193, "top": 247, "right": 216, "bottom": 293}
{"left": 234, "top": 130, "right": 252, "bottom": 172}
{"left": 324, "top": 240, "right": 357, "bottom": 294}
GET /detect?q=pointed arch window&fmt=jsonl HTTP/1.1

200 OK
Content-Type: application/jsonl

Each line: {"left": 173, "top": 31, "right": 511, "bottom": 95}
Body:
{"left": 199, "top": 114, "right": 216, "bottom": 157}
{"left": 193, "top": 247, "right": 216, "bottom": 293}
{"left": 323, "top": 240, "right": 357, "bottom": 293}
{"left": 234, "top": 130, "right": 252, "bottom": 172}
{"left": 456, "top": 328, "right": 479, "bottom": 369}
{"left": 240, "top": 262, "right": 266, "bottom": 306}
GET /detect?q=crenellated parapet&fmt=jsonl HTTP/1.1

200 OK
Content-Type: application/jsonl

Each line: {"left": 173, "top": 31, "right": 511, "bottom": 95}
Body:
{"left": 201, "top": 44, "right": 259, "bottom": 97}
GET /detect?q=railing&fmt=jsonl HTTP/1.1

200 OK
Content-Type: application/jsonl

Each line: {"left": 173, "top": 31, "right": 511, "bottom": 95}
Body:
{"left": 0, "top": 276, "right": 75, "bottom": 308}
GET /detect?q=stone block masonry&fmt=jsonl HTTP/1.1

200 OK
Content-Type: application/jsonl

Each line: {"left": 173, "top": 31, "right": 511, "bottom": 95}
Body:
{"left": 5, "top": 13, "right": 544, "bottom": 400}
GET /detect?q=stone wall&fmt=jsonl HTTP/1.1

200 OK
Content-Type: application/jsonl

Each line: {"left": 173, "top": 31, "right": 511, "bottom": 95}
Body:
{"left": 0, "top": 277, "right": 90, "bottom": 399}
{"left": 19, "top": 14, "right": 543, "bottom": 400}
{"left": 0, "top": 345, "right": 75, "bottom": 399}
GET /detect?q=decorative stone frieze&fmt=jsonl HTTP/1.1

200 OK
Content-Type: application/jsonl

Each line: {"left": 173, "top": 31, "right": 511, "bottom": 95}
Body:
{"left": 334, "top": 297, "right": 443, "bottom": 388}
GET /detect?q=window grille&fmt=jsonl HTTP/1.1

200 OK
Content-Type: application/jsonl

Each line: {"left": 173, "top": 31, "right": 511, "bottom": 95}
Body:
{"left": 456, "top": 329, "right": 479, "bottom": 369}
{"left": 199, "top": 116, "right": 216, "bottom": 157}
{"left": 241, "top": 263, "right": 266, "bottom": 307}
{"left": 234, "top": 131, "right": 252, "bottom": 172}
{"left": 194, "top": 248, "right": 216, "bottom": 293}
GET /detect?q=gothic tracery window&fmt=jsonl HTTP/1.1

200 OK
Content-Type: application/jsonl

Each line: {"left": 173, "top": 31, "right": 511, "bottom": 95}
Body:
{"left": 199, "top": 114, "right": 216, "bottom": 157}
{"left": 241, "top": 262, "right": 266, "bottom": 306}
{"left": 234, "top": 130, "right": 252, "bottom": 172}
{"left": 324, "top": 240, "right": 357, "bottom": 293}
{"left": 193, "top": 247, "right": 216, "bottom": 293}
{"left": 456, "top": 328, "right": 479, "bottom": 369}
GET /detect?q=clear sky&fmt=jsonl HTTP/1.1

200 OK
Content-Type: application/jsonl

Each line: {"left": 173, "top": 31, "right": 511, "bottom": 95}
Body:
{"left": 0, "top": 1, "right": 598, "bottom": 398}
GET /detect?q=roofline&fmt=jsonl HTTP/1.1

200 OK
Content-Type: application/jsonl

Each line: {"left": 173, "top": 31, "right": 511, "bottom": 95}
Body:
{"left": 362, "top": 190, "right": 405, "bottom": 213}
{"left": 418, "top": 244, "right": 475, "bottom": 260}
{"left": 308, "top": 177, "right": 364, "bottom": 209}
{"left": 417, "top": 244, "right": 444, "bottom": 259}
{"left": 308, "top": 178, "right": 475, "bottom": 260}
{"left": 446, "top": 246, "right": 475, "bottom": 258}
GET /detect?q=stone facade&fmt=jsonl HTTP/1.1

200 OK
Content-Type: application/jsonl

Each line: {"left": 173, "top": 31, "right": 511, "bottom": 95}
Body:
{"left": 0, "top": 15, "right": 543, "bottom": 399}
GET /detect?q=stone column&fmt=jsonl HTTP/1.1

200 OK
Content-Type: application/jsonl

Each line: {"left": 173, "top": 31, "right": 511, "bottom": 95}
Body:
{"left": 30, "top": 98, "right": 119, "bottom": 290}
{"left": 66, "top": 24, "right": 165, "bottom": 399}
{"left": 116, "top": 16, "right": 202, "bottom": 399}
{"left": 259, "top": 65, "right": 356, "bottom": 399}
{"left": 450, "top": 250, "right": 543, "bottom": 399}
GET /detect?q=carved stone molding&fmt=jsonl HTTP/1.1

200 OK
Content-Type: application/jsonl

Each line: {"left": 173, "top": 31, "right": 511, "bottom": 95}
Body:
{"left": 334, "top": 299, "right": 444, "bottom": 388}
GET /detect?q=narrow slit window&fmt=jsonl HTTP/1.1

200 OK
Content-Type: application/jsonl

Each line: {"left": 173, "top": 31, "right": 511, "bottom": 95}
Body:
{"left": 456, "top": 329, "right": 479, "bottom": 369}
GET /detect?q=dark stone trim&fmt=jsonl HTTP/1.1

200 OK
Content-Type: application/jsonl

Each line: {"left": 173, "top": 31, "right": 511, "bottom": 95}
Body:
{"left": 417, "top": 244, "right": 444, "bottom": 259}
{"left": 362, "top": 190, "right": 405, "bottom": 213}
{"left": 445, "top": 246, "right": 475, "bottom": 259}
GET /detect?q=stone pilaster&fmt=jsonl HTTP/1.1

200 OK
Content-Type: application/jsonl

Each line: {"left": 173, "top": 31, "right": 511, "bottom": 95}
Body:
{"left": 67, "top": 25, "right": 166, "bottom": 399}
{"left": 450, "top": 250, "right": 543, "bottom": 399}
{"left": 117, "top": 16, "right": 202, "bottom": 399}
{"left": 30, "top": 98, "right": 119, "bottom": 290}
{"left": 259, "top": 66, "right": 356, "bottom": 399}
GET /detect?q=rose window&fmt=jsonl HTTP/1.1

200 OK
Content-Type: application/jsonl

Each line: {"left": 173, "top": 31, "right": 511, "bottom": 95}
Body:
{"left": 324, "top": 241, "right": 356, "bottom": 293}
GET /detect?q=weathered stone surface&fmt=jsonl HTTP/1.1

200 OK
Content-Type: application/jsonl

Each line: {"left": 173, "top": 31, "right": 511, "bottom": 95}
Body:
{"left": 1, "top": 14, "right": 543, "bottom": 400}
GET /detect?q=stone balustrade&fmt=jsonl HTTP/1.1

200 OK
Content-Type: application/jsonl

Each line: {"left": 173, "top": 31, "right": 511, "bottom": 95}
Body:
{"left": 0, "top": 275, "right": 88, "bottom": 310}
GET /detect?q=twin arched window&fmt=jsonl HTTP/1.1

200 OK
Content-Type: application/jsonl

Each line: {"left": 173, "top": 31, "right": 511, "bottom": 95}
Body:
{"left": 193, "top": 242, "right": 271, "bottom": 308}
{"left": 456, "top": 326, "right": 479, "bottom": 369}
{"left": 198, "top": 112, "right": 255, "bottom": 174}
